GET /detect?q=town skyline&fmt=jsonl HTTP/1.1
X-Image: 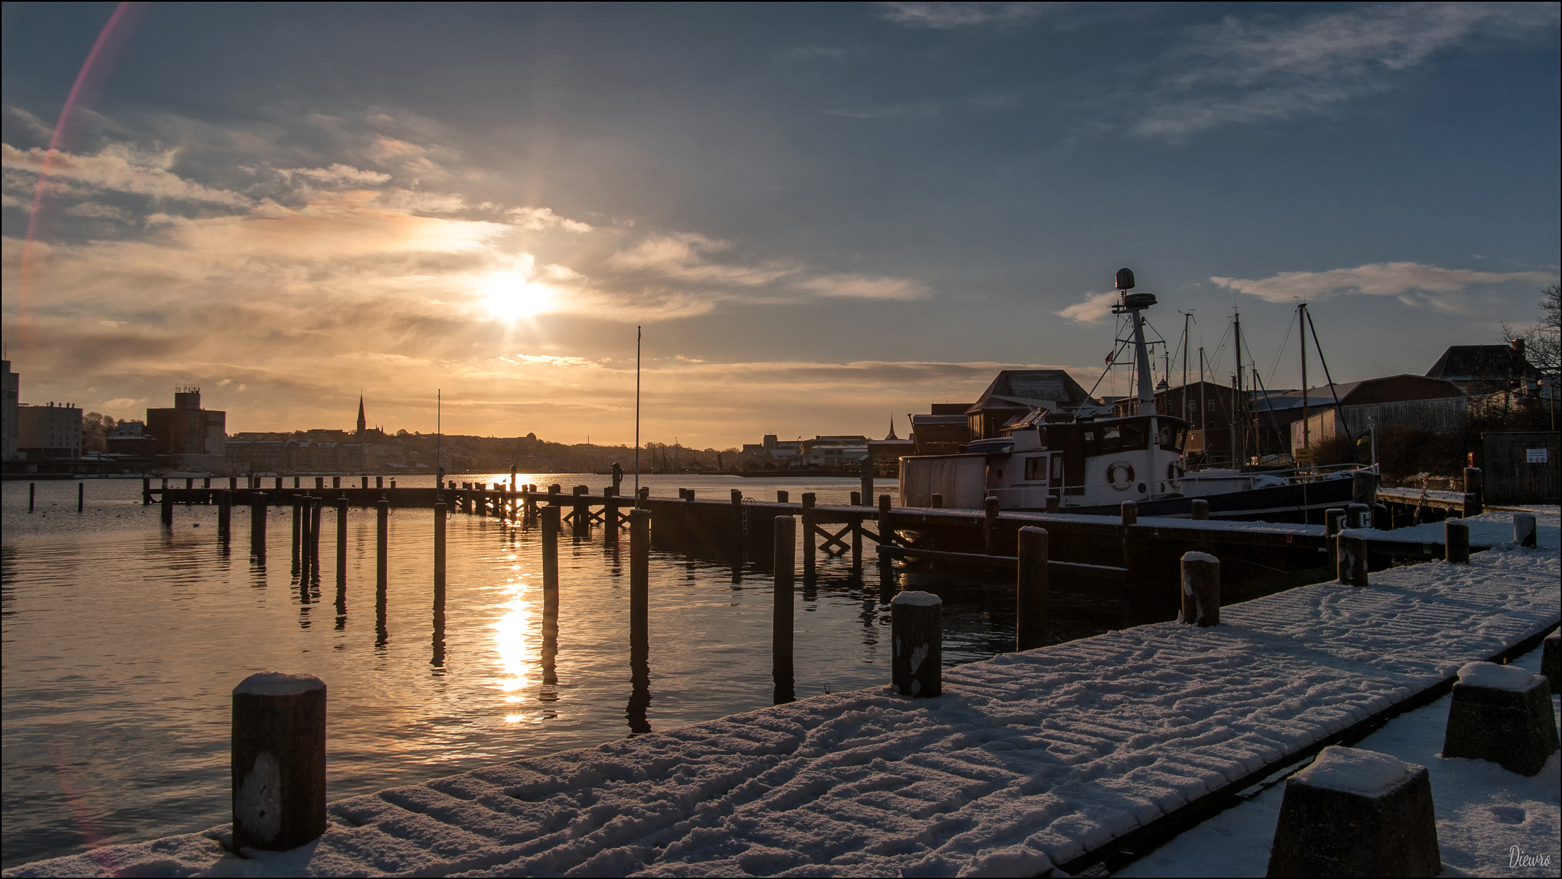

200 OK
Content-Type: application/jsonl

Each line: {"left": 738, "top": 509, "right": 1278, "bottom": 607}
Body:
{"left": 3, "top": 3, "right": 1558, "bottom": 447}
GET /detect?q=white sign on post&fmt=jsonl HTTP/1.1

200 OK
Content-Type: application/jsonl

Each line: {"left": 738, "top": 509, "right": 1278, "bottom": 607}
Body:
{"left": 1526, "top": 448, "right": 1549, "bottom": 464}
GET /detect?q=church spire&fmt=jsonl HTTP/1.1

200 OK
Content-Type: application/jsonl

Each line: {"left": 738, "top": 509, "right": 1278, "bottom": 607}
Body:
{"left": 884, "top": 413, "right": 899, "bottom": 441}
{"left": 357, "top": 394, "right": 367, "bottom": 435}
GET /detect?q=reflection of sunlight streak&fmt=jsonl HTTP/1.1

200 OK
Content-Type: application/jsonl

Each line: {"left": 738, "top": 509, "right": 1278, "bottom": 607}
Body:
{"left": 493, "top": 582, "right": 536, "bottom": 702}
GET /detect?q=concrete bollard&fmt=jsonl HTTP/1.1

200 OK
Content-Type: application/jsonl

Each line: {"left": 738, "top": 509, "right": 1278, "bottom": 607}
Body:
{"left": 433, "top": 502, "right": 446, "bottom": 592}
{"left": 1441, "top": 662, "right": 1559, "bottom": 776}
{"left": 630, "top": 509, "right": 649, "bottom": 649}
{"left": 1514, "top": 513, "right": 1537, "bottom": 548}
{"left": 1120, "top": 500, "right": 1137, "bottom": 527}
{"left": 1190, "top": 498, "right": 1209, "bottom": 520}
{"left": 231, "top": 672, "right": 327, "bottom": 852}
{"left": 1445, "top": 518, "right": 1470, "bottom": 563}
{"left": 1016, "top": 527, "right": 1047, "bottom": 651}
{"left": 891, "top": 592, "right": 942, "bottom": 698}
{"left": 1179, "top": 552, "right": 1220, "bottom": 626}
{"left": 773, "top": 516, "right": 795, "bottom": 703}
{"left": 984, "top": 496, "right": 1000, "bottom": 555}
{"left": 1045, "top": 495, "right": 1059, "bottom": 514}
{"left": 376, "top": 499, "right": 388, "bottom": 593}
{"left": 1347, "top": 502, "right": 1372, "bottom": 530}
{"left": 1266, "top": 746, "right": 1440, "bottom": 878}
{"left": 1542, "top": 632, "right": 1560, "bottom": 694}
{"left": 542, "top": 506, "right": 560, "bottom": 595}
{"left": 1338, "top": 532, "right": 1368, "bottom": 587}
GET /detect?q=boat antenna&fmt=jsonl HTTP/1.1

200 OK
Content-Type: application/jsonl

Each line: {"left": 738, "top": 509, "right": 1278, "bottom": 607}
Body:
{"left": 1109, "top": 267, "right": 1157, "bottom": 416}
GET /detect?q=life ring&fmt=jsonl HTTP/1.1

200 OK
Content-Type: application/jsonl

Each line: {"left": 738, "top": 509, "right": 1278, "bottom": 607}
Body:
{"left": 1167, "top": 460, "right": 1185, "bottom": 481}
{"left": 1107, "top": 461, "right": 1134, "bottom": 489}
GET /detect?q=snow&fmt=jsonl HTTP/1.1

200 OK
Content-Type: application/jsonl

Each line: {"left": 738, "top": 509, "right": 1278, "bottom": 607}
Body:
{"left": 1292, "top": 746, "right": 1418, "bottom": 797}
{"left": 1182, "top": 551, "right": 1219, "bottom": 564}
{"left": 891, "top": 590, "right": 942, "bottom": 607}
{"left": 232, "top": 672, "right": 325, "bottom": 698}
{"left": 7, "top": 511, "right": 1557, "bottom": 879}
{"left": 1457, "top": 661, "right": 1544, "bottom": 693}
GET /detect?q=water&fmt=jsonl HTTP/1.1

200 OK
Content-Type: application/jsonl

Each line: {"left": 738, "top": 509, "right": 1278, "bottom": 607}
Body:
{"left": 1, "top": 474, "right": 1096, "bottom": 869}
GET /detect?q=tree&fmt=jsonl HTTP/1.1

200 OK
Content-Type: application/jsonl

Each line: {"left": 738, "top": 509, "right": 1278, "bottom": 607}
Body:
{"left": 1504, "top": 284, "right": 1561, "bottom": 381}
{"left": 82, "top": 412, "right": 117, "bottom": 453}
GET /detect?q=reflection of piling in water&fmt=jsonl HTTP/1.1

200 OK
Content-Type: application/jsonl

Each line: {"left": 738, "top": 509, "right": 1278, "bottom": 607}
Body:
{"left": 773, "top": 515, "right": 796, "bottom": 705}
{"left": 542, "top": 506, "right": 560, "bottom": 594}
{"left": 628, "top": 509, "right": 652, "bottom": 735}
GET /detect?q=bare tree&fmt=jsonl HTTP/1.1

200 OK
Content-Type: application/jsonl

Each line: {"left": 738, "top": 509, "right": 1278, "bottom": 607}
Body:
{"left": 1503, "top": 284, "right": 1561, "bottom": 427}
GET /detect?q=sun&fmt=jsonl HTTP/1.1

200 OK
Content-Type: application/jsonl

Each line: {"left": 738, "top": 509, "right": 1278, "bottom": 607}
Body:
{"left": 479, "top": 272, "right": 554, "bottom": 320}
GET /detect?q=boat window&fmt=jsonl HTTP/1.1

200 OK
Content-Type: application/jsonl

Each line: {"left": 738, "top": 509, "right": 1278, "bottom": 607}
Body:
{"left": 1024, "top": 456, "right": 1048, "bottom": 482}
{"left": 1159, "top": 425, "right": 1187, "bottom": 453}
{"left": 1050, "top": 455, "right": 1063, "bottom": 483}
{"left": 1095, "top": 422, "right": 1148, "bottom": 454}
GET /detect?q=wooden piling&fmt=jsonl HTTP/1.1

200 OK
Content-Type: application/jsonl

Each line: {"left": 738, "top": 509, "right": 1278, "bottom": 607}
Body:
{"left": 336, "top": 497, "right": 348, "bottom": 590}
{"left": 860, "top": 457, "right": 874, "bottom": 510}
{"left": 332, "top": 477, "right": 340, "bottom": 489}
{"left": 291, "top": 499, "right": 302, "bottom": 565}
{"left": 293, "top": 477, "right": 300, "bottom": 489}
{"left": 229, "top": 477, "right": 238, "bottom": 491}
{"left": 542, "top": 506, "right": 560, "bottom": 595}
{"left": 930, "top": 493, "right": 943, "bottom": 509}
{"left": 984, "top": 496, "right": 1000, "bottom": 555}
{"left": 891, "top": 592, "right": 942, "bottom": 697}
{"left": 1016, "top": 527, "right": 1048, "bottom": 651}
{"left": 434, "top": 502, "right": 447, "bottom": 591}
{"left": 801, "top": 493, "right": 816, "bottom": 580}
{"left": 850, "top": 491, "right": 861, "bottom": 506}
{"left": 142, "top": 477, "right": 151, "bottom": 505}
{"left": 731, "top": 489, "right": 744, "bottom": 560}
{"left": 161, "top": 491, "right": 173, "bottom": 528}
{"left": 231, "top": 672, "right": 327, "bottom": 851}
{"left": 630, "top": 509, "right": 650, "bottom": 649}
{"left": 26, "top": 482, "right": 34, "bottom": 512}
{"left": 1339, "top": 532, "right": 1368, "bottom": 587}
{"left": 777, "top": 490, "right": 789, "bottom": 503}
{"left": 187, "top": 477, "right": 195, "bottom": 490}
{"left": 1515, "top": 512, "right": 1537, "bottom": 548}
{"left": 314, "top": 477, "right": 324, "bottom": 490}
{"left": 1445, "top": 518, "right": 1470, "bottom": 563}
{"left": 1180, "top": 552, "right": 1220, "bottom": 627}
{"left": 1325, "top": 507, "right": 1345, "bottom": 571}
{"left": 376, "top": 498, "right": 389, "bottom": 593}
{"left": 1045, "top": 495, "right": 1059, "bottom": 514}
{"left": 1190, "top": 498, "right": 1209, "bottom": 520}
{"left": 298, "top": 498, "right": 313, "bottom": 579}
{"left": 309, "top": 497, "right": 322, "bottom": 569}
{"left": 218, "top": 491, "right": 232, "bottom": 541}
{"left": 773, "top": 516, "right": 795, "bottom": 703}
{"left": 376, "top": 476, "right": 383, "bottom": 489}
{"left": 251, "top": 497, "right": 267, "bottom": 556}
{"left": 878, "top": 494, "right": 893, "bottom": 549}
{"left": 572, "top": 485, "right": 589, "bottom": 537}
{"left": 1121, "top": 500, "right": 1138, "bottom": 527}
{"left": 638, "top": 486, "right": 650, "bottom": 508}
{"left": 1462, "top": 467, "right": 1483, "bottom": 517}
{"left": 604, "top": 488, "right": 619, "bottom": 547}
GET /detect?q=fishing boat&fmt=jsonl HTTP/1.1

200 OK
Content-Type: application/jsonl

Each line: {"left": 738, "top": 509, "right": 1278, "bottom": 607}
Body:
{"left": 898, "top": 269, "right": 1366, "bottom": 522}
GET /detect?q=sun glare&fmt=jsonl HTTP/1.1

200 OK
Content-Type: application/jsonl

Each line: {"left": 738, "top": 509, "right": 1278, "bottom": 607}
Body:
{"left": 480, "top": 273, "right": 554, "bottom": 320}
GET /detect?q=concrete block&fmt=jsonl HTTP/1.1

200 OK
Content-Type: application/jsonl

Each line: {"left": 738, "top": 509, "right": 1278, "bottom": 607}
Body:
{"left": 1267, "top": 746, "right": 1440, "bottom": 878}
{"left": 1441, "top": 661, "right": 1559, "bottom": 777}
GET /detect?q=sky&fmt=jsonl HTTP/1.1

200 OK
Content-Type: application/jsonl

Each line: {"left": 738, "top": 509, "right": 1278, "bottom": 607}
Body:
{"left": 1, "top": 2, "right": 1558, "bottom": 448}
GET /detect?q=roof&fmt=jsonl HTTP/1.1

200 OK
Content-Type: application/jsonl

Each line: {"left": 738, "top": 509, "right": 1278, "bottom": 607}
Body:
{"left": 1426, "top": 345, "right": 1540, "bottom": 383}
{"left": 966, "top": 370, "right": 1094, "bottom": 415}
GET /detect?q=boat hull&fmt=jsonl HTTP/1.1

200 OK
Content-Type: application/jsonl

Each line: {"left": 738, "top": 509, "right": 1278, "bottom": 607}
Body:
{"left": 1041, "top": 475, "right": 1357, "bottom": 523}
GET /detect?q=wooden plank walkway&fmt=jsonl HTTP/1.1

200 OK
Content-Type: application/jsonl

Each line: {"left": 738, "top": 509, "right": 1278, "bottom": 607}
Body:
{"left": 8, "top": 511, "right": 1557, "bottom": 878}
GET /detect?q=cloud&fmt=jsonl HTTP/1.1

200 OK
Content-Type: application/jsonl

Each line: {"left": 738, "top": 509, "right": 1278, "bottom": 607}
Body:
{"left": 606, "top": 233, "right": 795, "bottom": 287}
{"left": 2, "top": 143, "right": 253, "bottom": 208}
{"left": 1135, "top": 4, "right": 1560, "bottom": 138}
{"left": 505, "top": 206, "right": 592, "bottom": 233}
{"left": 283, "top": 163, "right": 391, "bottom": 186}
{"left": 1057, "top": 290, "right": 1121, "bottom": 323}
{"left": 878, "top": 2, "right": 1052, "bottom": 29}
{"left": 1210, "top": 262, "right": 1560, "bottom": 306}
{"left": 800, "top": 274, "right": 929, "bottom": 300}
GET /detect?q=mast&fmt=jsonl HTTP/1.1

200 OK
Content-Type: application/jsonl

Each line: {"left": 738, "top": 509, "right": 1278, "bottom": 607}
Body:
{"left": 1233, "top": 311, "right": 1245, "bottom": 466}
{"left": 634, "top": 325, "right": 641, "bottom": 500}
{"left": 435, "top": 388, "right": 441, "bottom": 493}
{"left": 1299, "top": 303, "right": 1309, "bottom": 454}
{"left": 1181, "top": 312, "right": 1191, "bottom": 421}
{"left": 1111, "top": 268, "right": 1156, "bottom": 416}
{"left": 1198, "top": 347, "right": 1206, "bottom": 454}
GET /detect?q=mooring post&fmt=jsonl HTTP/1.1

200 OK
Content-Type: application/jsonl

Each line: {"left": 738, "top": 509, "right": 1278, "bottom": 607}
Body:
{"left": 930, "top": 493, "right": 943, "bottom": 509}
{"left": 376, "top": 476, "right": 383, "bottom": 489}
{"left": 1016, "top": 526, "right": 1048, "bottom": 651}
{"left": 630, "top": 509, "right": 650, "bottom": 650}
{"left": 187, "top": 477, "right": 195, "bottom": 490}
{"left": 332, "top": 477, "right": 340, "bottom": 489}
{"left": 1514, "top": 512, "right": 1537, "bottom": 548}
{"left": 1180, "top": 552, "right": 1220, "bottom": 626}
{"left": 1351, "top": 469, "right": 1377, "bottom": 507}
{"left": 142, "top": 477, "right": 151, "bottom": 505}
{"left": 1045, "top": 495, "right": 1060, "bottom": 514}
{"left": 891, "top": 592, "right": 942, "bottom": 697}
{"left": 850, "top": 491, "right": 861, "bottom": 506}
{"left": 1190, "top": 498, "right": 1209, "bottom": 520}
{"left": 274, "top": 477, "right": 282, "bottom": 490}
{"left": 433, "top": 502, "right": 447, "bottom": 592}
{"left": 203, "top": 477, "right": 211, "bottom": 490}
{"left": 572, "top": 485, "right": 589, "bottom": 537}
{"left": 251, "top": 496, "right": 267, "bottom": 556}
{"left": 984, "top": 496, "right": 1000, "bottom": 555}
{"left": 376, "top": 498, "right": 389, "bottom": 593}
{"left": 1347, "top": 502, "right": 1372, "bottom": 530}
{"left": 77, "top": 481, "right": 84, "bottom": 513}
{"left": 777, "top": 490, "right": 789, "bottom": 504}
{"left": 314, "top": 477, "right": 324, "bottom": 491}
{"left": 1445, "top": 518, "right": 1470, "bottom": 563}
{"left": 309, "top": 496, "right": 323, "bottom": 569}
{"left": 229, "top": 477, "right": 238, "bottom": 491}
{"left": 604, "top": 488, "right": 619, "bottom": 547}
{"left": 293, "top": 477, "right": 300, "bottom": 489}
{"left": 542, "top": 505, "right": 560, "bottom": 595}
{"left": 1339, "top": 531, "right": 1368, "bottom": 587}
{"left": 218, "top": 490, "right": 232, "bottom": 541}
{"left": 731, "top": 489, "right": 744, "bottom": 560}
{"left": 336, "top": 497, "right": 347, "bottom": 589}
{"left": 1121, "top": 500, "right": 1138, "bottom": 527}
{"left": 860, "top": 457, "right": 874, "bottom": 509}
{"left": 801, "top": 493, "right": 816, "bottom": 581}
{"left": 161, "top": 490, "right": 173, "bottom": 528}
{"left": 291, "top": 498, "right": 302, "bottom": 566}
{"left": 361, "top": 476, "right": 368, "bottom": 489}
{"left": 638, "top": 486, "right": 650, "bottom": 508}
{"left": 773, "top": 515, "right": 795, "bottom": 702}
{"left": 231, "top": 672, "right": 326, "bottom": 851}
{"left": 298, "top": 498, "right": 313, "bottom": 579}
{"left": 878, "top": 494, "right": 893, "bottom": 549}
{"left": 1462, "top": 466, "right": 1483, "bottom": 517}
{"left": 1325, "top": 507, "right": 1345, "bottom": 571}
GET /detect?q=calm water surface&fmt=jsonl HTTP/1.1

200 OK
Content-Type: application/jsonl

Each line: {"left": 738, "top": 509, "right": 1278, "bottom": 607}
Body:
{"left": 1, "top": 474, "right": 1093, "bottom": 868}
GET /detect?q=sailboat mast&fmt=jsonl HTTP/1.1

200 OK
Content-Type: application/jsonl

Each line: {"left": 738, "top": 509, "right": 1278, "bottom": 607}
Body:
{"left": 1181, "top": 312, "right": 1190, "bottom": 421}
{"left": 1233, "top": 311, "right": 1245, "bottom": 466}
{"left": 1299, "top": 303, "right": 1309, "bottom": 453}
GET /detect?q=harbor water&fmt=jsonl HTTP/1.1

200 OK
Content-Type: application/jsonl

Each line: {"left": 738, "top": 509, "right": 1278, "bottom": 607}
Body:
{"left": 1, "top": 474, "right": 1102, "bottom": 869}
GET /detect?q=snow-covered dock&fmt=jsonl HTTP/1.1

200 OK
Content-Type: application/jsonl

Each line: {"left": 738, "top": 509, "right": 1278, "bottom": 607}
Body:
{"left": 8, "top": 511, "right": 1559, "bottom": 878}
